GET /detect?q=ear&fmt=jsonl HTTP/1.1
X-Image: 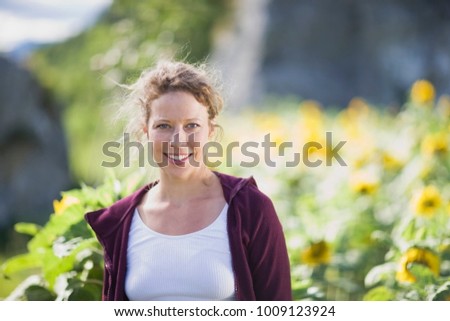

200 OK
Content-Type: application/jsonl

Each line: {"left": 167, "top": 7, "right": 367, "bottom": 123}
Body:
{"left": 143, "top": 124, "right": 150, "bottom": 141}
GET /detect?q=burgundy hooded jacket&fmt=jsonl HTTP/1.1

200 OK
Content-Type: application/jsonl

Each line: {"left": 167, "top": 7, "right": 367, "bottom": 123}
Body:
{"left": 84, "top": 171, "right": 292, "bottom": 300}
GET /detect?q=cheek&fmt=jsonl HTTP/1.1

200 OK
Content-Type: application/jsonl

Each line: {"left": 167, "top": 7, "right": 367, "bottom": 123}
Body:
{"left": 147, "top": 132, "right": 170, "bottom": 160}
{"left": 189, "top": 131, "right": 209, "bottom": 148}
{"left": 148, "top": 130, "right": 170, "bottom": 142}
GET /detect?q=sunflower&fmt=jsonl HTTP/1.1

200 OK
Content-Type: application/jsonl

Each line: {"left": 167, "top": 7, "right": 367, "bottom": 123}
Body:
{"left": 254, "top": 112, "right": 286, "bottom": 146}
{"left": 301, "top": 240, "right": 331, "bottom": 266}
{"left": 410, "top": 79, "right": 435, "bottom": 106}
{"left": 339, "top": 97, "right": 371, "bottom": 124}
{"left": 381, "top": 151, "right": 404, "bottom": 171}
{"left": 53, "top": 195, "right": 80, "bottom": 215}
{"left": 421, "top": 133, "right": 448, "bottom": 156}
{"left": 299, "top": 100, "right": 324, "bottom": 132}
{"left": 350, "top": 170, "right": 380, "bottom": 195}
{"left": 396, "top": 247, "right": 440, "bottom": 283}
{"left": 411, "top": 185, "right": 443, "bottom": 217}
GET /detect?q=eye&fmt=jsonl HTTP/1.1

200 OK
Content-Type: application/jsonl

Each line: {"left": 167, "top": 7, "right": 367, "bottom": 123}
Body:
{"left": 186, "top": 123, "right": 200, "bottom": 129}
{"left": 155, "top": 123, "right": 170, "bottom": 129}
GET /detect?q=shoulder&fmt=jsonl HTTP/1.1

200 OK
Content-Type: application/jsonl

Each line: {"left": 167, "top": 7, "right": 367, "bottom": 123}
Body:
{"left": 237, "top": 179, "right": 274, "bottom": 210}
{"left": 213, "top": 171, "right": 254, "bottom": 193}
{"left": 215, "top": 171, "right": 278, "bottom": 225}
{"left": 240, "top": 182, "right": 278, "bottom": 223}
{"left": 214, "top": 170, "right": 272, "bottom": 204}
{"left": 84, "top": 182, "right": 154, "bottom": 238}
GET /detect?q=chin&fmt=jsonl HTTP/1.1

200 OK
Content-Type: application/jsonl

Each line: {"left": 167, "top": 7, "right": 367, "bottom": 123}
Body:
{"left": 160, "top": 166, "right": 193, "bottom": 180}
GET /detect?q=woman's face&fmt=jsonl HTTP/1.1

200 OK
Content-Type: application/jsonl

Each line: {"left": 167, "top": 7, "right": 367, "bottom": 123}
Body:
{"left": 145, "top": 91, "right": 213, "bottom": 179}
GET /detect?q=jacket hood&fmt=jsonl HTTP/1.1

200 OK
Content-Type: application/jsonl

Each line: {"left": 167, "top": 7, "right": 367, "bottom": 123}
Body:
{"left": 85, "top": 171, "right": 257, "bottom": 238}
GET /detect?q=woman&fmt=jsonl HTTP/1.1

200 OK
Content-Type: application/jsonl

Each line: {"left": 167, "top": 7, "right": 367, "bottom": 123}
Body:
{"left": 85, "top": 61, "right": 292, "bottom": 300}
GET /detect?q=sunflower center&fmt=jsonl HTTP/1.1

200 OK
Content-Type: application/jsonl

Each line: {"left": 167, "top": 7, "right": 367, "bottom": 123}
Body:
{"left": 423, "top": 199, "right": 436, "bottom": 208}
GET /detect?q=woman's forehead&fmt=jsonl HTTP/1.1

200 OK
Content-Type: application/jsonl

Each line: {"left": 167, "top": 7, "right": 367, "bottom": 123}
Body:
{"left": 150, "top": 91, "right": 209, "bottom": 120}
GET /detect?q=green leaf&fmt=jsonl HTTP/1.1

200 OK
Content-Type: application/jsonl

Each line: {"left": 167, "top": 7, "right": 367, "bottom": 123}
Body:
{"left": 431, "top": 281, "right": 450, "bottom": 301}
{"left": 3, "top": 275, "right": 42, "bottom": 300}
{"left": 409, "top": 263, "right": 436, "bottom": 285}
{"left": 61, "top": 220, "right": 93, "bottom": 240}
{"left": 68, "top": 284, "right": 101, "bottom": 301}
{"left": 15, "top": 223, "right": 41, "bottom": 236}
{"left": 69, "top": 239, "right": 101, "bottom": 262}
{"left": 25, "top": 285, "right": 57, "bottom": 301}
{"left": 401, "top": 219, "right": 416, "bottom": 241}
{"left": 292, "top": 287, "right": 310, "bottom": 300}
{"left": 1, "top": 253, "right": 43, "bottom": 276}
{"left": 65, "top": 278, "right": 100, "bottom": 301}
{"left": 42, "top": 251, "right": 76, "bottom": 289}
{"left": 97, "top": 190, "right": 115, "bottom": 208}
{"left": 364, "top": 262, "right": 397, "bottom": 287}
{"left": 363, "top": 286, "right": 395, "bottom": 301}
{"left": 28, "top": 212, "right": 85, "bottom": 252}
{"left": 416, "top": 226, "right": 427, "bottom": 241}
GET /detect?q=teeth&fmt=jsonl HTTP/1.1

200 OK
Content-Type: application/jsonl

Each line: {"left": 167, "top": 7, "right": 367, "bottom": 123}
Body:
{"left": 167, "top": 154, "right": 190, "bottom": 161}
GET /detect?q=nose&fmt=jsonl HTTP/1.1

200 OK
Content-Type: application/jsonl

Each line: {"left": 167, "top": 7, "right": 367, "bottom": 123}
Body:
{"left": 170, "top": 126, "right": 189, "bottom": 147}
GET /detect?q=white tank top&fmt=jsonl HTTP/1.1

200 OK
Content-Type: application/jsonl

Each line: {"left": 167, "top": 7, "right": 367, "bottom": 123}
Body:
{"left": 125, "top": 204, "right": 235, "bottom": 300}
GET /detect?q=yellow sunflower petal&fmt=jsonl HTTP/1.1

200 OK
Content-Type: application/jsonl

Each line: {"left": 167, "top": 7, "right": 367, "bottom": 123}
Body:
{"left": 53, "top": 195, "right": 80, "bottom": 215}
{"left": 301, "top": 241, "right": 331, "bottom": 266}
{"left": 396, "top": 247, "right": 440, "bottom": 283}
{"left": 411, "top": 186, "right": 443, "bottom": 217}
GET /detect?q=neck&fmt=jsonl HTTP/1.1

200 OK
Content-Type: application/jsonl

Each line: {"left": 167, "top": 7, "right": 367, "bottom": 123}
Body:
{"left": 154, "top": 167, "right": 217, "bottom": 205}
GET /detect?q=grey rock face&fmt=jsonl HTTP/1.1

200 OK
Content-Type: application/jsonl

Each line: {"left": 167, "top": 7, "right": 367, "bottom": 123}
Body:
{"left": 214, "top": 0, "right": 450, "bottom": 108}
{"left": 0, "top": 57, "right": 71, "bottom": 228}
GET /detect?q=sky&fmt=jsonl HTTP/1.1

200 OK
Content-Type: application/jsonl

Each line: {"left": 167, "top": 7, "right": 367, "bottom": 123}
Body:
{"left": 0, "top": 0, "right": 112, "bottom": 52}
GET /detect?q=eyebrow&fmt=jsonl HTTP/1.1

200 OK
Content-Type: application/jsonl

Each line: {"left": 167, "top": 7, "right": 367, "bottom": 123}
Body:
{"left": 153, "top": 118, "right": 202, "bottom": 122}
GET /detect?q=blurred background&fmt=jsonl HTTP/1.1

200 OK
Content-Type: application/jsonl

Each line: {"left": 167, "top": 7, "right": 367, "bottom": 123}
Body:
{"left": 0, "top": 0, "right": 449, "bottom": 300}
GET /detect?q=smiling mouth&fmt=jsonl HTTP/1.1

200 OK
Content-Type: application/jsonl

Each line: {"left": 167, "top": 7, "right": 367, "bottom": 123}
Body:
{"left": 164, "top": 153, "right": 193, "bottom": 162}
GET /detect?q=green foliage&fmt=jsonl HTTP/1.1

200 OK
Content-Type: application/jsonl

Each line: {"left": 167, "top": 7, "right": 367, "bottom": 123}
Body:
{"left": 363, "top": 286, "right": 395, "bottom": 301}
{"left": 1, "top": 171, "right": 146, "bottom": 300}
{"left": 431, "top": 281, "right": 450, "bottom": 301}
{"left": 218, "top": 86, "right": 450, "bottom": 300}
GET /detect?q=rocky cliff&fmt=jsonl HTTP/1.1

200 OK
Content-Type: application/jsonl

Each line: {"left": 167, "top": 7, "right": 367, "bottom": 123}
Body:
{"left": 0, "top": 57, "right": 71, "bottom": 229}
